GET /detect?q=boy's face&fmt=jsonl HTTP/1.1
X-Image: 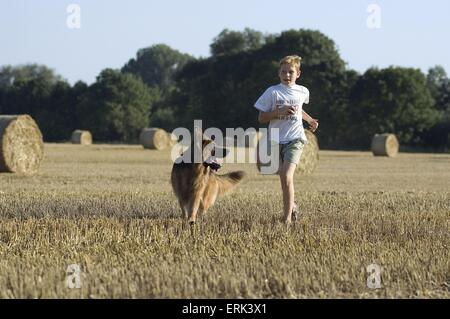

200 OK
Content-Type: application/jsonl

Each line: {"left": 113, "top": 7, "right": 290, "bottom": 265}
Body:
{"left": 279, "top": 63, "right": 300, "bottom": 86}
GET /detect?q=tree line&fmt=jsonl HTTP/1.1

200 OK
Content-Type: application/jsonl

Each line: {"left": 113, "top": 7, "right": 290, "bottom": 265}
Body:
{"left": 0, "top": 28, "right": 448, "bottom": 150}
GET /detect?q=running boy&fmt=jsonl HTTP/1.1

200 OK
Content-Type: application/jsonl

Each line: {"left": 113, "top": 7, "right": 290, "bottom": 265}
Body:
{"left": 254, "top": 55, "right": 319, "bottom": 224}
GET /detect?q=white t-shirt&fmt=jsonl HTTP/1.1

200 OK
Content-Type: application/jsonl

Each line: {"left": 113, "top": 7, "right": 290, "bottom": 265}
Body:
{"left": 254, "top": 83, "right": 310, "bottom": 144}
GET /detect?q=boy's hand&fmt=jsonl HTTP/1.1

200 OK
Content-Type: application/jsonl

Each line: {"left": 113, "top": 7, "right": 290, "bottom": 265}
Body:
{"left": 277, "top": 105, "right": 298, "bottom": 118}
{"left": 308, "top": 119, "right": 319, "bottom": 132}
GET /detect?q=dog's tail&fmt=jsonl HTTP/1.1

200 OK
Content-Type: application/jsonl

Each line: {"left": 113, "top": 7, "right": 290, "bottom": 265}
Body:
{"left": 216, "top": 171, "right": 245, "bottom": 195}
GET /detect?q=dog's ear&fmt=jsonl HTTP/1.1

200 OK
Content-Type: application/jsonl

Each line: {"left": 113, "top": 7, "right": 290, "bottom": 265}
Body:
{"left": 202, "top": 140, "right": 215, "bottom": 160}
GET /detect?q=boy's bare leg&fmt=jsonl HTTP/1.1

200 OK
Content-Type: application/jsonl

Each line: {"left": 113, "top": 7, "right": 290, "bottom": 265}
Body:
{"left": 279, "top": 161, "right": 297, "bottom": 224}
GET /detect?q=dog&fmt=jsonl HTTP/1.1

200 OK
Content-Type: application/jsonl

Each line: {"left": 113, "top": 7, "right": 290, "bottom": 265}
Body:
{"left": 171, "top": 128, "right": 245, "bottom": 224}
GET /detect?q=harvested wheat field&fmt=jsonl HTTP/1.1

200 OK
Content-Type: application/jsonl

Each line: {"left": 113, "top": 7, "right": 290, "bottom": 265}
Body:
{"left": 0, "top": 143, "right": 449, "bottom": 298}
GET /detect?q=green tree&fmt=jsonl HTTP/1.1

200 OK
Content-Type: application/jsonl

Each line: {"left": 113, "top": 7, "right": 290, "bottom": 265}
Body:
{"left": 35, "top": 80, "right": 89, "bottom": 142}
{"left": 423, "top": 66, "right": 450, "bottom": 149}
{"left": 34, "top": 81, "right": 73, "bottom": 141}
{"left": 0, "top": 64, "right": 62, "bottom": 116}
{"left": 427, "top": 66, "right": 450, "bottom": 112}
{"left": 210, "top": 28, "right": 267, "bottom": 56}
{"left": 0, "top": 64, "right": 74, "bottom": 142}
{"left": 78, "top": 69, "right": 156, "bottom": 142}
{"left": 347, "top": 67, "right": 438, "bottom": 147}
{"left": 175, "top": 29, "right": 352, "bottom": 148}
{"left": 0, "top": 64, "right": 62, "bottom": 90}
{"left": 121, "top": 44, "right": 193, "bottom": 93}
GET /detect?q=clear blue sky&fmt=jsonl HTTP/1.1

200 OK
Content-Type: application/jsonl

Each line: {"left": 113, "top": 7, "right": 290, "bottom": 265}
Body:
{"left": 1, "top": 0, "right": 449, "bottom": 85}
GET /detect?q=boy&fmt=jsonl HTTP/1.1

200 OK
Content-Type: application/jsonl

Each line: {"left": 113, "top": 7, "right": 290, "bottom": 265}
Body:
{"left": 254, "top": 55, "right": 319, "bottom": 224}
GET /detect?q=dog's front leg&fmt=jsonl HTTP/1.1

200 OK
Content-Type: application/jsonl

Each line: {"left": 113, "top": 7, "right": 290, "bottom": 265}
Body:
{"left": 178, "top": 200, "right": 188, "bottom": 219}
{"left": 187, "top": 195, "right": 202, "bottom": 225}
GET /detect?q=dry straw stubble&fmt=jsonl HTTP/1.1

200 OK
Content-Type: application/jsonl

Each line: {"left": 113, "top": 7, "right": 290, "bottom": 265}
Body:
{"left": 1, "top": 144, "right": 449, "bottom": 298}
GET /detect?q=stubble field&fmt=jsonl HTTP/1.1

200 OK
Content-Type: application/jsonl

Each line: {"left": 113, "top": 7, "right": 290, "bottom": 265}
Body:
{"left": 0, "top": 143, "right": 449, "bottom": 298}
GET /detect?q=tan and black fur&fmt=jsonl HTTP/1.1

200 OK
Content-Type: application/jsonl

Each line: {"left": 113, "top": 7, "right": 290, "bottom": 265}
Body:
{"left": 171, "top": 129, "right": 245, "bottom": 224}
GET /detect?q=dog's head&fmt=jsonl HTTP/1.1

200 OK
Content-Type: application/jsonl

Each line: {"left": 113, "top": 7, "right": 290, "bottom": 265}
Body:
{"left": 189, "top": 127, "right": 229, "bottom": 172}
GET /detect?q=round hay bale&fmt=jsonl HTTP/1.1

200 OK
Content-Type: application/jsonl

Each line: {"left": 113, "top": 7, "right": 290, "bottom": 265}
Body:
{"left": 71, "top": 130, "right": 92, "bottom": 145}
{"left": 140, "top": 128, "right": 170, "bottom": 150}
{"left": 167, "top": 132, "right": 178, "bottom": 146}
{"left": 257, "top": 129, "right": 319, "bottom": 175}
{"left": 297, "top": 130, "right": 320, "bottom": 175}
{"left": 371, "top": 133, "right": 399, "bottom": 157}
{"left": 0, "top": 115, "right": 44, "bottom": 174}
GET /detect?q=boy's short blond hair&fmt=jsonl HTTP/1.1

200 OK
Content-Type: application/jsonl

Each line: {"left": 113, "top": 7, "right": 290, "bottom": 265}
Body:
{"left": 279, "top": 55, "right": 302, "bottom": 71}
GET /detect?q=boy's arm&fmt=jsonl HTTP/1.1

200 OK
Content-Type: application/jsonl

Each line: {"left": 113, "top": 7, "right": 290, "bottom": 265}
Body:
{"left": 258, "top": 110, "right": 278, "bottom": 124}
{"left": 258, "top": 105, "right": 298, "bottom": 124}
{"left": 302, "top": 110, "right": 319, "bottom": 132}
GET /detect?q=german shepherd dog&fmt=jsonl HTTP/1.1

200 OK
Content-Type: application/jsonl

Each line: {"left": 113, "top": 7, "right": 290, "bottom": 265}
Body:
{"left": 171, "top": 128, "right": 245, "bottom": 224}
